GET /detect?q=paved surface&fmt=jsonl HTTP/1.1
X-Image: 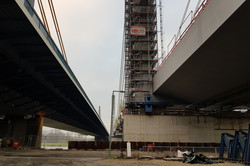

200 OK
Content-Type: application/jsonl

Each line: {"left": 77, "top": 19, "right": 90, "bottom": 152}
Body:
{"left": 0, "top": 149, "right": 244, "bottom": 166}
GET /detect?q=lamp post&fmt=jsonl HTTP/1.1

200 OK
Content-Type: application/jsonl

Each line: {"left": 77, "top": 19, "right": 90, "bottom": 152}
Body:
{"left": 109, "top": 90, "right": 124, "bottom": 157}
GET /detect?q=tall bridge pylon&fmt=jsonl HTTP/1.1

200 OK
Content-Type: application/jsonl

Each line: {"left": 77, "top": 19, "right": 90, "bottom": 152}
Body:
{"left": 124, "top": 0, "right": 158, "bottom": 104}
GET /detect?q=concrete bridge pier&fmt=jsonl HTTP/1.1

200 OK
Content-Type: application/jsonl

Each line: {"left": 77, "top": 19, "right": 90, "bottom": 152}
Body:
{"left": 95, "top": 136, "right": 108, "bottom": 142}
{"left": 0, "top": 116, "right": 43, "bottom": 148}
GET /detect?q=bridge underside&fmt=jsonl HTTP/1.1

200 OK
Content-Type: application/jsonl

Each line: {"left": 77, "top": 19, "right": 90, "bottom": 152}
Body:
{"left": 0, "top": 0, "right": 108, "bottom": 146}
{"left": 153, "top": 0, "right": 250, "bottom": 117}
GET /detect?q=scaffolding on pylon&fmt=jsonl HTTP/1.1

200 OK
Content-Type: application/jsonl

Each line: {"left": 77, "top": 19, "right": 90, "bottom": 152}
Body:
{"left": 124, "top": 0, "right": 158, "bottom": 104}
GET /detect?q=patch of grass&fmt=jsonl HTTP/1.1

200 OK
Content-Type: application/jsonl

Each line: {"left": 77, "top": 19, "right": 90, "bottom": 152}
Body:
{"left": 41, "top": 142, "right": 68, "bottom": 147}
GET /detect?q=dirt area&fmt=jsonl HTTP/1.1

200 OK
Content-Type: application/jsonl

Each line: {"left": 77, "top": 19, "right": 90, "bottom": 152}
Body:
{"left": 0, "top": 149, "right": 244, "bottom": 166}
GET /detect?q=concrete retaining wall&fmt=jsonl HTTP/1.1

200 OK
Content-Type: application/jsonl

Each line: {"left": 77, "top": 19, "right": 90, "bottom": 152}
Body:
{"left": 123, "top": 115, "right": 250, "bottom": 143}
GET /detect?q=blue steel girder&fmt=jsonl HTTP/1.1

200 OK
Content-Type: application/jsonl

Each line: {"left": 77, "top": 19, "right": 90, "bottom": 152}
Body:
{"left": 127, "top": 96, "right": 168, "bottom": 113}
{"left": 219, "top": 125, "right": 250, "bottom": 163}
{"left": 219, "top": 133, "right": 234, "bottom": 159}
{"left": 244, "top": 124, "right": 250, "bottom": 163}
{"left": 231, "top": 131, "right": 247, "bottom": 159}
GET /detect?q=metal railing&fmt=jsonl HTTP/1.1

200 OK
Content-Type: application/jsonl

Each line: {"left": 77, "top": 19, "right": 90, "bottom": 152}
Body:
{"left": 158, "top": 0, "right": 211, "bottom": 70}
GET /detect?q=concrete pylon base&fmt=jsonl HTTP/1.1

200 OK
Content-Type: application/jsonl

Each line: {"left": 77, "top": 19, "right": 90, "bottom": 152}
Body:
{"left": 0, "top": 116, "right": 43, "bottom": 148}
{"left": 123, "top": 115, "right": 250, "bottom": 143}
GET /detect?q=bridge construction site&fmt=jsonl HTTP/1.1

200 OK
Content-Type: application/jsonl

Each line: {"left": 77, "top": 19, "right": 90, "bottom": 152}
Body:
{"left": 0, "top": 0, "right": 250, "bottom": 165}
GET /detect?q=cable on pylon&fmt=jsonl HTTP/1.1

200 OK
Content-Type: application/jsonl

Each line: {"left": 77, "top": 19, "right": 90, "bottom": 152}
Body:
{"left": 37, "top": 0, "right": 51, "bottom": 34}
{"left": 47, "top": 0, "right": 68, "bottom": 63}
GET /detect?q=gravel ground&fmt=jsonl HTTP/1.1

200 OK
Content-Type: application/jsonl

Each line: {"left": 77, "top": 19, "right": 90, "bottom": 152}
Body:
{"left": 0, "top": 149, "right": 244, "bottom": 166}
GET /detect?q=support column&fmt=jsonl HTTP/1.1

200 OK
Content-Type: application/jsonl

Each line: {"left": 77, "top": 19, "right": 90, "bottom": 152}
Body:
{"left": 0, "top": 116, "right": 43, "bottom": 148}
{"left": 95, "top": 136, "right": 108, "bottom": 142}
{"left": 26, "top": 117, "right": 43, "bottom": 148}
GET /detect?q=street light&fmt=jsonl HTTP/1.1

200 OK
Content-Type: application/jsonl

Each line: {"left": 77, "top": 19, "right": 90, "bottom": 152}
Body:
{"left": 109, "top": 90, "right": 125, "bottom": 158}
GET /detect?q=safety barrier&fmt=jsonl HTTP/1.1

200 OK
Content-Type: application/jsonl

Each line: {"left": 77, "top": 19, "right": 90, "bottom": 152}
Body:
{"left": 158, "top": 0, "right": 211, "bottom": 70}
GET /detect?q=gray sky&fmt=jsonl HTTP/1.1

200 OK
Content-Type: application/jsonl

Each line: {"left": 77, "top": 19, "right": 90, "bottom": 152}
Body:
{"left": 35, "top": 0, "right": 201, "bottom": 133}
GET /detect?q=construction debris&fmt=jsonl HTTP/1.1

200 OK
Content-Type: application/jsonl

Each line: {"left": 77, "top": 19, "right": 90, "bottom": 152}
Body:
{"left": 177, "top": 150, "right": 192, "bottom": 157}
{"left": 182, "top": 152, "right": 221, "bottom": 164}
{"left": 1, "top": 137, "right": 13, "bottom": 147}
{"left": 163, "top": 157, "right": 182, "bottom": 161}
{"left": 138, "top": 156, "right": 154, "bottom": 160}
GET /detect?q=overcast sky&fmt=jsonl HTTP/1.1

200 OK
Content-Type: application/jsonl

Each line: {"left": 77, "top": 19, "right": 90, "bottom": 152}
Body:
{"left": 35, "top": 0, "right": 201, "bottom": 133}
